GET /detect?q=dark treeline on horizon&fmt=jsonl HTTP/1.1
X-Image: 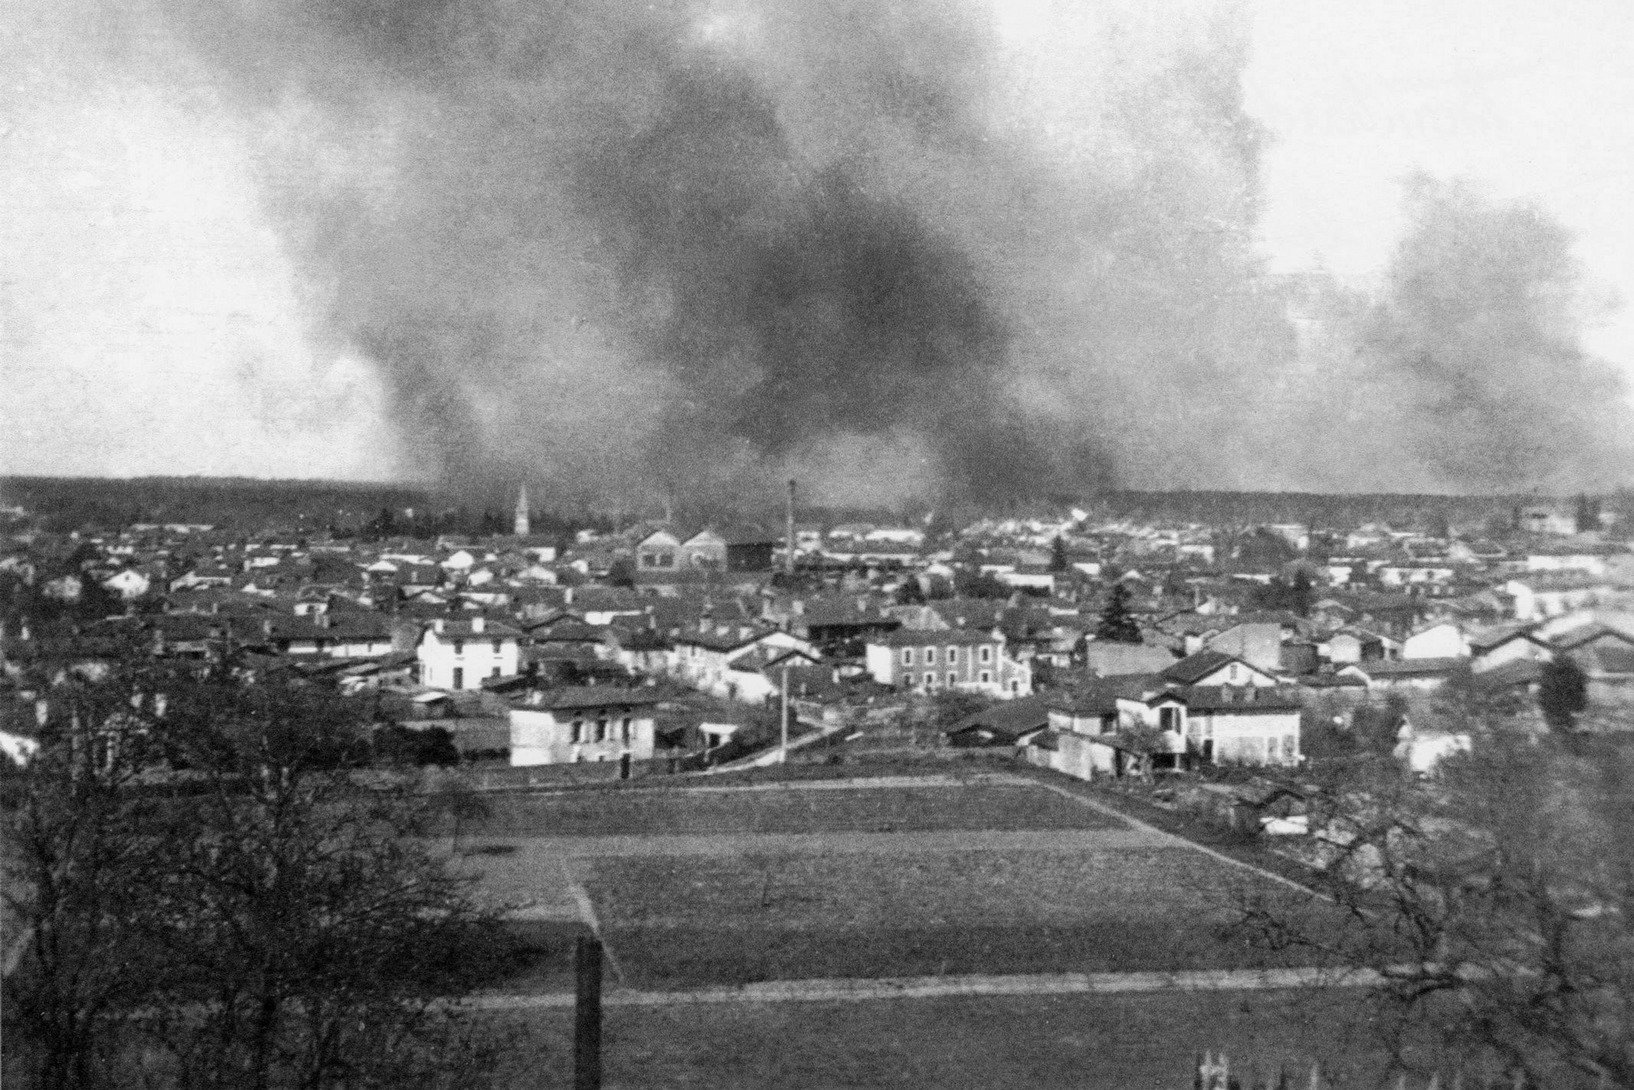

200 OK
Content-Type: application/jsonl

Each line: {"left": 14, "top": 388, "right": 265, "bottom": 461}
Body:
{"left": 7, "top": 476, "right": 1630, "bottom": 538}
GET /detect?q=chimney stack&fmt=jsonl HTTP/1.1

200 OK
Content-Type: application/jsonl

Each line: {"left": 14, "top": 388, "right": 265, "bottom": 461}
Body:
{"left": 785, "top": 479, "right": 797, "bottom": 579}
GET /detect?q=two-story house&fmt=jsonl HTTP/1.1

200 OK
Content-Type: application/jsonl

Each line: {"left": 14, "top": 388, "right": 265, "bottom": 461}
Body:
{"left": 670, "top": 624, "right": 819, "bottom": 702}
{"left": 864, "top": 628, "right": 1033, "bottom": 698}
{"left": 416, "top": 616, "right": 522, "bottom": 691}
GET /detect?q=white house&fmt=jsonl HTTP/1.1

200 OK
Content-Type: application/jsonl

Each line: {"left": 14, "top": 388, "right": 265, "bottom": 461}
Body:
{"left": 102, "top": 569, "right": 152, "bottom": 599}
{"left": 509, "top": 687, "right": 661, "bottom": 766}
{"left": 416, "top": 617, "right": 522, "bottom": 691}
{"left": 1042, "top": 678, "right": 1301, "bottom": 776}
{"left": 1402, "top": 621, "right": 1470, "bottom": 660}
{"left": 864, "top": 628, "right": 1033, "bottom": 698}
{"left": 670, "top": 625, "right": 819, "bottom": 702}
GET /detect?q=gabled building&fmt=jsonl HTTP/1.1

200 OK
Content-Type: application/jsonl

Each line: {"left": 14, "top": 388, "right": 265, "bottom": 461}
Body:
{"left": 416, "top": 617, "right": 522, "bottom": 691}
{"left": 1159, "top": 650, "right": 1279, "bottom": 688}
{"left": 508, "top": 686, "right": 663, "bottom": 766}
{"left": 670, "top": 625, "right": 819, "bottom": 702}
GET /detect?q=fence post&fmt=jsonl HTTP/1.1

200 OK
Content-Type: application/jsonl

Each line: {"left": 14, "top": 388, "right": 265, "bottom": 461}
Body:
{"left": 575, "top": 935, "right": 603, "bottom": 1090}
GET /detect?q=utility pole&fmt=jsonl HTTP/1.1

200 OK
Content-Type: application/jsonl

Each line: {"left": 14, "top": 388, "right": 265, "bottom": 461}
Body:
{"left": 780, "top": 664, "right": 790, "bottom": 764}
{"left": 785, "top": 478, "right": 797, "bottom": 579}
{"left": 574, "top": 935, "right": 603, "bottom": 1090}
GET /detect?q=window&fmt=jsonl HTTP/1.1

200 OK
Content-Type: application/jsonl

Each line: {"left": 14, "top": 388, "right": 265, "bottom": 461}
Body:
{"left": 1228, "top": 664, "right": 1240, "bottom": 683}
{"left": 902, "top": 649, "right": 914, "bottom": 666}
{"left": 571, "top": 719, "right": 584, "bottom": 744}
{"left": 924, "top": 672, "right": 935, "bottom": 688}
{"left": 621, "top": 717, "right": 633, "bottom": 743}
{"left": 452, "top": 667, "right": 464, "bottom": 690}
{"left": 491, "top": 666, "right": 500, "bottom": 678}
{"left": 925, "top": 647, "right": 936, "bottom": 665}
{"left": 979, "top": 670, "right": 991, "bottom": 684}
{"left": 979, "top": 646, "right": 992, "bottom": 664}
{"left": 453, "top": 640, "right": 464, "bottom": 655}
{"left": 492, "top": 639, "right": 502, "bottom": 654}
{"left": 595, "top": 714, "right": 609, "bottom": 743}
{"left": 947, "top": 648, "right": 958, "bottom": 665}
{"left": 947, "top": 672, "right": 957, "bottom": 688}
{"left": 1159, "top": 706, "right": 1183, "bottom": 733}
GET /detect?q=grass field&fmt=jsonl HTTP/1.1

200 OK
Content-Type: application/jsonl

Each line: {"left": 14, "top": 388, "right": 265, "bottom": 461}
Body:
{"left": 474, "top": 987, "right": 1399, "bottom": 1089}
{"left": 474, "top": 783, "right": 1125, "bottom": 837}
{"left": 573, "top": 846, "right": 1339, "bottom": 987}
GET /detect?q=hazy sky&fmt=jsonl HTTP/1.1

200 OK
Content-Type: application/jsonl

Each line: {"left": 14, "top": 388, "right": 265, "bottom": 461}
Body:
{"left": 2, "top": 0, "right": 1631, "bottom": 484}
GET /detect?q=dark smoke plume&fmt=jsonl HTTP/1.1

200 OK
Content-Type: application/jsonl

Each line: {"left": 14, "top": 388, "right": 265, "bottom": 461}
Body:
{"left": 121, "top": 1, "right": 1629, "bottom": 501}
{"left": 135, "top": 0, "right": 1293, "bottom": 505}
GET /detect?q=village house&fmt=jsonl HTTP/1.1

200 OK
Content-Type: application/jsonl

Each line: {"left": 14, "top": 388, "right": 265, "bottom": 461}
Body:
{"left": 1159, "top": 649, "right": 1280, "bottom": 688}
{"left": 416, "top": 616, "right": 522, "bottom": 691}
{"left": 508, "top": 686, "right": 662, "bottom": 766}
{"left": 864, "top": 627, "right": 1033, "bottom": 698}
{"left": 670, "top": 624, "right": 819, "bottom": 702}
{"left": 1401, "top": 619, "right": 1471, "bottom": 660}
{"left": 1038, "top": 675, "right": 1302, "bottom": 779}
{"left": 1339, "top": 656, "right": 1462, "bottom": 692}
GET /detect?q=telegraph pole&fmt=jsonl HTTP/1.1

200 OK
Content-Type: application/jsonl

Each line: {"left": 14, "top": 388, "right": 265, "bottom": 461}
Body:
{"left": 780, "top": 664, "right": 790, "bottom": 764}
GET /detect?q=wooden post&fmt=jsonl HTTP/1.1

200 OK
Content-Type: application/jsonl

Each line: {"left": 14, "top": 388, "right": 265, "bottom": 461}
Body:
{"left": 575, "top": 935, "right": 603, "bottom": 1090}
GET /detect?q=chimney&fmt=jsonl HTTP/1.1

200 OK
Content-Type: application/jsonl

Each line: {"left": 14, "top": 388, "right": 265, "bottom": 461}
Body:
{"left": 473, "top": 616, "right": 486, "bottom": 634}
{"left": 785, "top": 478, "right": 797, "bottom": 578}
{"left": 433, "top": 618, "right": 445, "bottom": 634}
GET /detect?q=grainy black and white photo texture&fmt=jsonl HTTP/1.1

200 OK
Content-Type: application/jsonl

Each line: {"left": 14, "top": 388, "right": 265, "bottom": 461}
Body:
{"left": 6, "top": 0, "right": 1633, "bottom": 501}
{"left": 8, "top": 3, "right": 1634, "bottom": 1089}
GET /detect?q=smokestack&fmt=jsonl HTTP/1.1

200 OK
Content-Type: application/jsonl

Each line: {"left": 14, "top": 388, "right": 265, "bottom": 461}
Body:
{"left": 785, "top": 479, "right": 797, "bottom": 579}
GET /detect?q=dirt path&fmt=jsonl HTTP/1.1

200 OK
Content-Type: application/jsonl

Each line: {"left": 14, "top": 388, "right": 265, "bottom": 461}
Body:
{"left": 450, "top": 965, "right": 1385, "bottom": 1010}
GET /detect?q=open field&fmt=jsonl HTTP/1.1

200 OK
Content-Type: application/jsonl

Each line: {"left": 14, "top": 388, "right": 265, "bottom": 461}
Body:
{"left": 575, "top": 846, "right": 1337, "bottom": 987}
{"left": 473, "top": 781, "right": 1125, "bottom": 837}
{"left": 473, "top": 986, "right": 1398, "bottom": 1089}
{"left": 450, "top": 776, "right": 1350, "bottom": 993}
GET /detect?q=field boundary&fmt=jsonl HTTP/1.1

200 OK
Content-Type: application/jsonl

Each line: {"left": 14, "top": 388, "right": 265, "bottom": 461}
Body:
{"left": 1027, "top": 778, "right": 1322, "bottom": 897}
{"left": 453, "top": 965, "right": 1385, "bottom": 1010}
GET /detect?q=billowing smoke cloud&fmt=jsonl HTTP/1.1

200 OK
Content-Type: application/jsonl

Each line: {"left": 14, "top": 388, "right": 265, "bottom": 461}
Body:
{"left": 64, "top": 0, "right": 1631, "bottom": 502}
{"left": 128, "top": 0, "right": 1298, "bottom": 505}
{"left": 1269, "top": 176, "right": 1631, "bottom": 493}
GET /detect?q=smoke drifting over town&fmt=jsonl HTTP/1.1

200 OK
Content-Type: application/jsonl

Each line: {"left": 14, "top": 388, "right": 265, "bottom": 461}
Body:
{"left": 57, "top": 0, "right": 1634, "bottom": 501}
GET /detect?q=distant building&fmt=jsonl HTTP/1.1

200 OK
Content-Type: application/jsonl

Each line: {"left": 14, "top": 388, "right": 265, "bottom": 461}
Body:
{"left": 416, "top": 617, "right": 522, "bottom": 691}
{"left": 864, "top": 628, "right": 1033, "bottom": 698}
{"left": 509, "top": 686, "right": 662, "bottom": 766}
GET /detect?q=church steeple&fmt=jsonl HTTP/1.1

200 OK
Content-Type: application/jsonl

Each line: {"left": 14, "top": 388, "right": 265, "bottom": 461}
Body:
{"left": 514, "top": 484, "right": 530, "bottom": 537}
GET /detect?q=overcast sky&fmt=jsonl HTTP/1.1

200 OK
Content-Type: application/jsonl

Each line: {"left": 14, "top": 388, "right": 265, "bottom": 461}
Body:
{"left": 3, "top": 0, "right": 1631, "bottom": 484}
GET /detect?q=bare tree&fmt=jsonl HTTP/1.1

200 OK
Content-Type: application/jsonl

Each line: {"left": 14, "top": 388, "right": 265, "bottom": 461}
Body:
{"left": 4, "top": 662, "right": 518, "bottom": 1089}
{"left": 1231, "top": 727, "right": 1634, "bottom": 1087}
{"left": 2, "top": 658, "right": 171, "bottom": 1090}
